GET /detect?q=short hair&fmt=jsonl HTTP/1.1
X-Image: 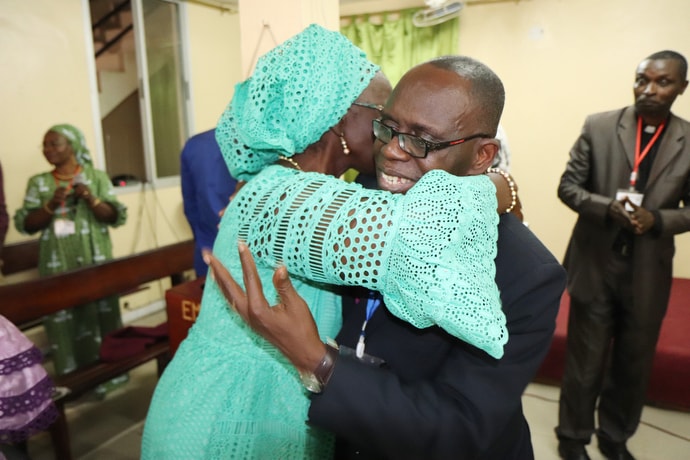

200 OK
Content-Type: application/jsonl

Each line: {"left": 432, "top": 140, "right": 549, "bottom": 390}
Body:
{"left": 645, "top": 50, "right": 688, "bottom": 81}
{"left": 426, "top": 56, "right": 505, "bottom": 137}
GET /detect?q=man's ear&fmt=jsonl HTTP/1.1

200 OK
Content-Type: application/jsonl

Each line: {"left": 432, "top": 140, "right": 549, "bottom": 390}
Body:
{"left": 469, "top": 139, "right": 499, "bottom": 174}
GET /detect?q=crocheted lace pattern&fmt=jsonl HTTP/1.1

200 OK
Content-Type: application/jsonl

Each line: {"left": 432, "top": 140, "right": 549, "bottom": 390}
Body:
{"left": 234, "top": 166, "right": 507, "bottom": 358}
{"left": 142, "top": 253, "right": 340, "bottom": 459}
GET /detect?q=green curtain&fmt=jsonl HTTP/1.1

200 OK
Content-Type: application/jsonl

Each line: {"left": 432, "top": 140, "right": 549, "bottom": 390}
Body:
{"left": 340, "top": 9, "right": 458, "bottom": 182}
{"left": 341, "top": 8, "right": 459, "bottom": 86}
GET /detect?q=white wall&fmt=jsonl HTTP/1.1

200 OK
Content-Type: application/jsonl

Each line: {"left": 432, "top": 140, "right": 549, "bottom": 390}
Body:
{"left": 186, "top": 5, "right": 241, "bottom": 131}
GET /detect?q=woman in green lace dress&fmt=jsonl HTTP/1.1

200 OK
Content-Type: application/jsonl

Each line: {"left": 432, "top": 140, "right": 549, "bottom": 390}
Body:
{"left": 143, "top": 25, "right": 511, "bottom": 459}
{"left": 14, "top": 124, "right": 127, "bottom": 377}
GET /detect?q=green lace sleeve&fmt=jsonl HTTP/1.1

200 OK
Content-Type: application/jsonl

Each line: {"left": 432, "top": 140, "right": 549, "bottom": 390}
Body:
{"left": 231, "top": 166, "right": 507, "bottom": 358}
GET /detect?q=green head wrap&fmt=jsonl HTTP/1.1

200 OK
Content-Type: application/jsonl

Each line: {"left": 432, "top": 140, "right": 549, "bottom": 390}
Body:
{"left": 216, "top": 24, "right": 379, "bottom": 181}
{"left": 48, "top": 123, "right": 93, "bottom": 165}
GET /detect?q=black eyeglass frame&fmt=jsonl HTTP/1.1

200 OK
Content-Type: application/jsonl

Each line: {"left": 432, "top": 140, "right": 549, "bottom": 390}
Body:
{"left": 352, "top": 102, "right": 384, "bottom": 111}
{"left": 372, "top": 118, "right": 492, "bottom": 159}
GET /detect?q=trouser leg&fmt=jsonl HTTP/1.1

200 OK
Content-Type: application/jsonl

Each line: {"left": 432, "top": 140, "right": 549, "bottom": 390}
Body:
{"left": 598, "top": 257, "right": 668, "bottom": 443}
{"left": 556, "top": 293, "right": 615, "bottom": 442}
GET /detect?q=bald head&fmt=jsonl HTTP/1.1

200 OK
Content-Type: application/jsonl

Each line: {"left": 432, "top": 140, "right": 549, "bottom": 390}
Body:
{"left": 426, "top": 56, "right": 505, "bottom": 136}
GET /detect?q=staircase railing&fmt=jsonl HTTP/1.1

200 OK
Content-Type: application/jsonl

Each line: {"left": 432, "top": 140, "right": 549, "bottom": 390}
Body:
{"left": 92, "top": 0, "right": 132, "bottom": 57}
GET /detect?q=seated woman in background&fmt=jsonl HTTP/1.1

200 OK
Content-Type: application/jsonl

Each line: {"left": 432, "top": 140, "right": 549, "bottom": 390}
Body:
{"left": 13, "top": 124, "right": 127, "bottom": 392}
{"left": 0, "top": 314, "right": 58, "bottom": 458}
{"left": 142, "top": 24, "right": 518, "bottom": 460}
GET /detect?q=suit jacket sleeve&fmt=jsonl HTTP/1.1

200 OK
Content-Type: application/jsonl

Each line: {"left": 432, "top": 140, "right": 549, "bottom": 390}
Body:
{"left": 309, "top": 216, "right": 566, "bottom": 459}
{"left": 657, "top": 182, "right": 690, "bottom": 236}
{"left": 655, "top": 116, "right": 690, "bottom": 236}
{"left": 558, "top": 114, "right": 616, "bottom": 223}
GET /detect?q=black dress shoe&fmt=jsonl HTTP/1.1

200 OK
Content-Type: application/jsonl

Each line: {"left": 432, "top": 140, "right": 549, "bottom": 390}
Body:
{"left": 558, "top": 439, "right": 591, "bottom": 460}
{"left": 597, "top": 436, "right": 635, "bottom": 460}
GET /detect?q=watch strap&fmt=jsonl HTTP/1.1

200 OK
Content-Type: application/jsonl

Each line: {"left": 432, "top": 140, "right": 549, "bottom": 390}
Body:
{"left": 314, "top": 342, "right": 339, "bottom": 387}
{"left": 300, "top": 342, "right": 339, "bottom": 393}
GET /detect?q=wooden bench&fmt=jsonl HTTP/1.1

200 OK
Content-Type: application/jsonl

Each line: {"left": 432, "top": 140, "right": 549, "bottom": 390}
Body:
{"left": 0, "top": 240, "right": 194, "bottom": 460}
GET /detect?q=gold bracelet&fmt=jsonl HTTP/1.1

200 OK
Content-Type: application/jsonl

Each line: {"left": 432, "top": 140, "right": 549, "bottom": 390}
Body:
{"left": 90, "top": 198, "right": 102, "bottom": 209}
{"left": 43, "top": 202, "right": 55, "bottom": 215}
{"left": 487, "top": 167, "right": 517, "bottom": 214}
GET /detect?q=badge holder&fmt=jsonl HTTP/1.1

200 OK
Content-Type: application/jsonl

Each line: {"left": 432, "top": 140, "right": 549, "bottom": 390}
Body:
{"left": 615, "top": 188, "right": 644, "bottom": 212}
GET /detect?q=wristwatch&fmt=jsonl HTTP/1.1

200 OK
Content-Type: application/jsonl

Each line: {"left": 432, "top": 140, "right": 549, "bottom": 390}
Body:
{"left": 300, "top": 342, "right": 339, "bottom": 394}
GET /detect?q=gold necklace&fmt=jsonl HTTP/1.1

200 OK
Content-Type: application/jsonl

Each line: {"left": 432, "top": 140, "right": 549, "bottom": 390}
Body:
{"left": 278, "top": 155, "right": 302, "bottom": 171}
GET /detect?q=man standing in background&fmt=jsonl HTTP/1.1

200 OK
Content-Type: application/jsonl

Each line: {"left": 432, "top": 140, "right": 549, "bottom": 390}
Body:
{"left": 556, "top": 50, "right": 690, "bottom": 460}
{"left": 180, "top": 129, "right": 237, "bottom": 277}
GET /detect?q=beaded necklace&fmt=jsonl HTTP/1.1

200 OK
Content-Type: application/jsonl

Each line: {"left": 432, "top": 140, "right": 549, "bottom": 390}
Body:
{"left": 278, "top": 155, "right": 302, "bottom": 171}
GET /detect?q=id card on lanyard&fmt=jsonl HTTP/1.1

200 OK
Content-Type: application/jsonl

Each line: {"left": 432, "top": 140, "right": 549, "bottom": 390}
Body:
{"left": 54, "top": 218, "right": 76, "bottom": 237}
{"left": 52, "top": 173, "right": 77, "bottom": 237}
{"left": 616, "top": 117, "right": 664, "bottom": 211}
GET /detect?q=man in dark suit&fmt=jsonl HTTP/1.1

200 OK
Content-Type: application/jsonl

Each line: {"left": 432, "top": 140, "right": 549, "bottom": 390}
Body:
{"left": 180, "top": 129, "right": 237, "bottom": 277}
{"left": 556, "top": 50, "right": 690, "bottom": 460}
{"left": 206, "top": 55, "right": 566, "bottom": 459}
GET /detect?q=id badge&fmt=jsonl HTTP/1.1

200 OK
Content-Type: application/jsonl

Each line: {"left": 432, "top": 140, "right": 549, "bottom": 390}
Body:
{"left": 616, "top": 189, "right": 644, "bottom": 212}
{"left": 54, "top": 219, "right": 76, "bottom": 237}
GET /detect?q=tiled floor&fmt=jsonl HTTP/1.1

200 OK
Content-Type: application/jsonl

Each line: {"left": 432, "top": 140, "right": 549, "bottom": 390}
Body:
{"left": 18, "top": 310, "right": 690, "bottom": 460}
{"left": 524, "top": 383, "right": 690, "bottom": 460}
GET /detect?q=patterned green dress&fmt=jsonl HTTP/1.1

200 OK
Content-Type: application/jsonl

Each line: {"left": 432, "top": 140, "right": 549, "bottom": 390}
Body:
{"left": 14, "top": 164, "right": 127, "bottom": 375}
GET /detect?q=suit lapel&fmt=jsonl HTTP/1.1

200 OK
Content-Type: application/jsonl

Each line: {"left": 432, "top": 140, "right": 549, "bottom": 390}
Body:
{"left": 647, "top": 114, "right": 685, "bottom": 188}
{"left": 617, "top": 107, "right": 636, "bottom": 170}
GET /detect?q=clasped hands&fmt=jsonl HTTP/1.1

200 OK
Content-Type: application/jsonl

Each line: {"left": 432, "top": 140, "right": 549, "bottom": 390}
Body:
{"left": 49, "top": 184, "right": 94, "bottom": 208}
{"left": 608, "top": 197, "right": 655, "bottom": 235}
{"left": 203, "top": 243, "right": 327, "bottom": 375}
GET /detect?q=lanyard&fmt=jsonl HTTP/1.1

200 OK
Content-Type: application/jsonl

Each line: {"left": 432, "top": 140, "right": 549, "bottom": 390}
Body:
{"left": 51, "top": 166, "right": 82, "bottom": 216}
{"left": 52, "top": 176, "right": 74, "bottom": 217}
{"left": 630, "top": 117, "right": 665, "bottom": 188}
{"left": 356, "top": 291, "right": 381, "bottom": 358}
{"left": 52, "top": 176, "right": 74, "bottom": 191}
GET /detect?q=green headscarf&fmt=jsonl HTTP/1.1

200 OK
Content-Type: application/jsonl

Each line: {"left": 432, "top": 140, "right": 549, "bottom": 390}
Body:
{"left": 216, "top": 24, "right": 379, "bottom": 181}
{"left": 48, "top": 123, "right": 93, "bottom": 165}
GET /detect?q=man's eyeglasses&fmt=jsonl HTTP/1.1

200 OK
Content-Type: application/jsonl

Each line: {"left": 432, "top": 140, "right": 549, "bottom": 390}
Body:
{"left": 372, "top": 119, "right": 492, "bottom": 159}
{"left": 352, "top": 102, "right": 384, "bottom": 111}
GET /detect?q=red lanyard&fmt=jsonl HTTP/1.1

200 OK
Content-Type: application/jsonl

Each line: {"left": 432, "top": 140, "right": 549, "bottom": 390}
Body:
{"left": 51, "top": 166, "right": 82, "bottom": 214}
{"left": 631, "top": 117, "right": 665, "bottom": 188}
{"left": 52, "top": 176, "right": 74, "bottom": 191}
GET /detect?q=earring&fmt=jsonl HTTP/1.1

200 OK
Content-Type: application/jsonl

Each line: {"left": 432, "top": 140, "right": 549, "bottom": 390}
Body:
{"left": 339, "top": 134, "right": 350, "bottom": 155}
{"left": 330, "top": 127, "right": 350, "bottom": 155}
